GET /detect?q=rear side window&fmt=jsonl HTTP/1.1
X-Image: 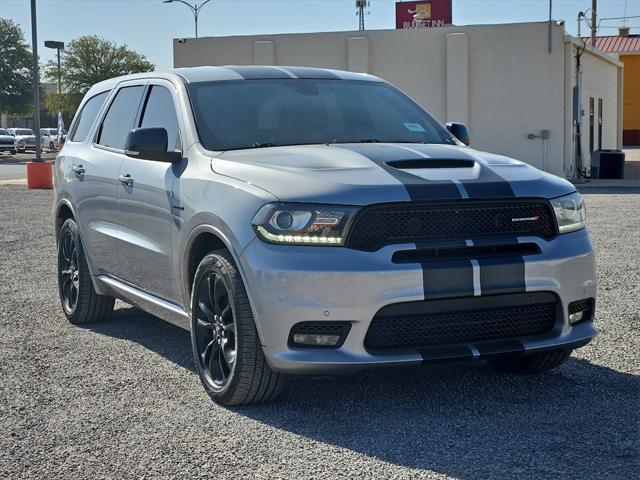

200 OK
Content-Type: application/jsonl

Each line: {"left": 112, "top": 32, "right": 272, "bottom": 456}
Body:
{"left": 68, "top": 91, "right": 109, "bottom": 142}
{"left": 97, "top": 86, "right": 144, "bottom": 150}
{"left": 139, "top": 85, "right": 182, "bottom": 151}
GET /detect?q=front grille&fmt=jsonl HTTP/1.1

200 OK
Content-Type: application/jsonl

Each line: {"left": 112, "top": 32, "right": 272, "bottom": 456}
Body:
{"left": 346, "top": 199, "right": 557, "bottom": 251}
{"left": 364, "top": 293, "right": 558, "bottom": 351}
{"left": 0, "top": 139, "right": 14, "bottom": 145}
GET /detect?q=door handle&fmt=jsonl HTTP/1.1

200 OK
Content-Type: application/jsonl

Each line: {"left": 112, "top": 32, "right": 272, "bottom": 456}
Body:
{"left": 118, "top": 173, "right": 134, "bottom": 186}
{"left": 72, "top": 164, "right": 85, "bottom": 175}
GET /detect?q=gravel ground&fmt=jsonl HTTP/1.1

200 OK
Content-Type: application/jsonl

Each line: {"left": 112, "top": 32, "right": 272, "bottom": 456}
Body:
{"left": 0, "top": 186, "right": 638, "bottom": 480}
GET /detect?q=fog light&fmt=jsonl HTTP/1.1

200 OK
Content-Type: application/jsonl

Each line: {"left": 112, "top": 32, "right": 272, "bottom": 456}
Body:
{"left": 569, "top": 311, "right": 584, "bottom": 324}
{"left": 292, "top": 334, "right": 341, "bottom": 346}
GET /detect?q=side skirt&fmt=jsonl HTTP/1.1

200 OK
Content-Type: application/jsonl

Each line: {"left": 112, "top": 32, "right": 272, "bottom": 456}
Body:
{"left": 96, "top": 275, "right": 191, "bottom": 331}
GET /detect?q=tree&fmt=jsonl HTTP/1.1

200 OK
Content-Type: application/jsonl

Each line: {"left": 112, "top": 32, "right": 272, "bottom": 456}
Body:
{"left": 44, "top": 35, "right": 154, "bottom": 115}
{"left": 0, "top": 19, "right": 33, "bottom": 115}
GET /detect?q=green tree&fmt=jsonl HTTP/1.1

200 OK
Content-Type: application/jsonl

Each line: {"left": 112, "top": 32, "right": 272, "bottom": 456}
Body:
{"left": 44, "top": 35, "right": 154, "bottom": 115}
{"left": 0, "top": 19, "right": 33, "bottom": 115}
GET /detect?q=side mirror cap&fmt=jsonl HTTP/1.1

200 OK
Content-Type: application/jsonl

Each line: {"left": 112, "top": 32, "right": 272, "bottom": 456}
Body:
{"left": 124, "top": 127, "right": 182, "bottom": 163}
{"left": 446, "top": 122, "right": 470, "bottom": 146}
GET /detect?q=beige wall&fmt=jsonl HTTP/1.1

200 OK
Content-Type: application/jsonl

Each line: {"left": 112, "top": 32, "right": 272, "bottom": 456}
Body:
{"left": 173, "top": 22, "right": 621, "bottom": 178}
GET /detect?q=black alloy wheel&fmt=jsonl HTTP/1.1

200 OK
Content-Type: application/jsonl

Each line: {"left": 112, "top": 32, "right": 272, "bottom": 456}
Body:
{"left": 59, "top": 227, "right": 80, "bottom": 315}
{"left": 193, "top": 271, "right": 237, "bottom": 390}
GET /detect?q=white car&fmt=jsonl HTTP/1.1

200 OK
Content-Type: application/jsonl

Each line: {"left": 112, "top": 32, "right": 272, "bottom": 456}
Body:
{"left": 7, "top": 128, "right": 36, "bottom": 153}
{"left": 40, "top": 128, "right": 67, "bottom": 152}
{"left": 0, "top": 128, "right": 16, "bottom": 154}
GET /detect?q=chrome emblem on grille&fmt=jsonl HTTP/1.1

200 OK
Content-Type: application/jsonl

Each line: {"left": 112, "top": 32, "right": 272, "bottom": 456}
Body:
{"left": 511, "top": 215, "right": 540, "bottom": 222}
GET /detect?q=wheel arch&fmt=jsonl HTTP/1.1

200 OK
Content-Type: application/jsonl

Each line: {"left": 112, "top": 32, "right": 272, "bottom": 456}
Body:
{"left": 54, "top": 200, "right": 76, "bottom": 242}
{"left": 182, "top": 224, "right": 266, "bottom": 346}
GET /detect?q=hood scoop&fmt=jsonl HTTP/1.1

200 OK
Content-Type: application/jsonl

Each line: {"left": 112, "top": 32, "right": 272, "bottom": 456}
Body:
{"left": 386, "top": 159, "right": 475, "bottom": 170}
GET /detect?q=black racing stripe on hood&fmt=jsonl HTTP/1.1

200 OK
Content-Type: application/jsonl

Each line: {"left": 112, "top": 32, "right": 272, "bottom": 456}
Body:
{"left": 336, "top": 144, "right": 474, "bottom": 300}
{"left": 461, "top": 163, "right": 516, "bottom": 198}
{"left": 224, "top": 66, "right": 293, "bottom": 79}
{"left": 283, "top": 67, "right": 340, "bottom": 79}
{"left": 332, "top": 144, "right": 462, "bottom": 200}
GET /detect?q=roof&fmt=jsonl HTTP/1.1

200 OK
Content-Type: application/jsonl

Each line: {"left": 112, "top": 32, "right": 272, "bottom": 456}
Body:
{"left": 582, "top": 35, "right": 640, "bottom": 53}
{"left": 171, "top": 65, "right": 382, "bottom": 83}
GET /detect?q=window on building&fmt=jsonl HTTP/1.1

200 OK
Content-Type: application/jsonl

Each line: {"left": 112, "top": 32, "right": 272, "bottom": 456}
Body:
{"left": 97, "top": 86, "right": 145, "bottom": 150}
{"left": 589, "top": 97, "right": 595, "bottom": 153}
{"left": 598, "top": 98, "right": 603, "bottom": 150}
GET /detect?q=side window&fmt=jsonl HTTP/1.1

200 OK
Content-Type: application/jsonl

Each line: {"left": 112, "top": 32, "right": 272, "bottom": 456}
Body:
{"left": 97, "top": 86, "right": 145, "bottom": 150}
{"left": 68, "top": 91, "right": 109, "bottom": 142}
{"left": 139, "top": 85, "right": 182, "bottom": 151}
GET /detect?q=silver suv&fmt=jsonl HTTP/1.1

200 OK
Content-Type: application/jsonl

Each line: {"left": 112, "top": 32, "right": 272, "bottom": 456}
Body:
{"left": 54, "top": 67, "right": 596, "bottom": 405}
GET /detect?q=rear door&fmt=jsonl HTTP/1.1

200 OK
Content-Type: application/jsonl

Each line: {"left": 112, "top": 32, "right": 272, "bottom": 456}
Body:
{"left": 72, "top": 82, "right": 146, "bottom": 276}
{"left": 110, "top": 80, "right": 184, "bottom": 303}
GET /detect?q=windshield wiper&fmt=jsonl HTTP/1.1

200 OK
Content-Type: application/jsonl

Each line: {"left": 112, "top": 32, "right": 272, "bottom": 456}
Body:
{"left": 251, "top": 142, "right": 277, "bottom": 148}
{"left": 358, "top": 138, "right": 382, "bottom": 143}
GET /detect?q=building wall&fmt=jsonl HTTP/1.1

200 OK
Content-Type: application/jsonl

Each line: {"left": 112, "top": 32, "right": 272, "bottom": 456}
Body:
{"left": 173, "top": 22, "right": 621, "bottom": 178}
{"left": 620, "top": 55, "right": 640, "bottom": 145}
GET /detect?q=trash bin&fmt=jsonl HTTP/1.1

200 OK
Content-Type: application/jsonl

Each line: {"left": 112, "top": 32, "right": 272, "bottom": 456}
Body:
{"left": 591, "top": 150, "right": 625, "bottom": 179}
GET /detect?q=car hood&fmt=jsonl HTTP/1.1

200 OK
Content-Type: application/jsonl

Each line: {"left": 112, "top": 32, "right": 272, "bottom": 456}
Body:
{"left": 15, "top": 135, "right": 35, "bottom": 141}
{"left": 0, "top": 135, "right": 15, "bottom": 141}
{"left": 212, "top": 143, "right": 575, "bottom": 204}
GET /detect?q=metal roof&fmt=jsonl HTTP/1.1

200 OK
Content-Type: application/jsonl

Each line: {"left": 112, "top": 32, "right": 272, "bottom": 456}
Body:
{"left": 171, "top": 66, "right": 382, "bottom": 83}
{"left": 582, "top": 35, "right": 640, "bottom": 53}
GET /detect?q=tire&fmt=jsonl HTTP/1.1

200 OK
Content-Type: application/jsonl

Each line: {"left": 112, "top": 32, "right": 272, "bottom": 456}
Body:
{"left": 488, "top": 349, "right": 572, "bottom": 374}
{"left": 191, "top": 249, "right": 285, "bottom": 405}
{"left": 10, "top": 149, "right": 16, "bottom": 155}
{"left": 57, "top": 218, "right": 115, "bottom": 324}
{"left": 49, "top": 141, "right": 55, "bottom": 152}
{"left": 17, "top": 147, "right": 24, "bottom": 153}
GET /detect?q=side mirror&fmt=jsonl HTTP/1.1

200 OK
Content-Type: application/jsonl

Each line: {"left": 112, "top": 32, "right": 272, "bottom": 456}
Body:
{"left": 446, "top": 122, "right": 470, "bottom": 146}
{"left": 124, "top": 127, "right": 181, "bottom": 163}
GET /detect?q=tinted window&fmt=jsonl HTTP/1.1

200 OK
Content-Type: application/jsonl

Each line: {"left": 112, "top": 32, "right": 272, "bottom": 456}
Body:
{"left": 139, "top": 85, "right": 181, "bottom": 151}
{"left": 0, "top": 129, "right": 8, "bottom": 135}
{"left": 97, "top": 86, "right": 144, "bottom": 149}
{"left": 15, "top": 129, "right": 34, "bottom": 135}
{"left": 188, "top": 79, "right": 454, "bottom": 151}
{"left": 69, "top": 91, "right": 109, "bottom": 142}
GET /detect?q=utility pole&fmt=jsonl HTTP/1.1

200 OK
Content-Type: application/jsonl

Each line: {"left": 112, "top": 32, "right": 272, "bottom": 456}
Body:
{"left": 591, "top": 0, "right": 597, "bottom": 47}
{"left": 30, "top": 0, "right": 42, "bottom": 162}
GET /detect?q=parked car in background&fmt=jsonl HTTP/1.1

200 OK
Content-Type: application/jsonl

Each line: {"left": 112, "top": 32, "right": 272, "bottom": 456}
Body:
{"left": 7, "top": 128, "right": 36, "bottom": 153}
{"left": 41, "top": 128, "right": 67, "bottom": 152}
{"left": 0, "top": 128, "right": 16, "bottom": 154}
{"left": 54, "top": 67, "right": 597, "bottom": 405}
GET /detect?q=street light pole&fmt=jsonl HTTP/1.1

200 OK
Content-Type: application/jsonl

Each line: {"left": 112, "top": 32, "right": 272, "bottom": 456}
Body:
{"left": 44, "top": 41, "right": 65, "bottom": 95}
{"left": 30, "top": 0, "right": 42, "bottom": 162}
{"left": 163, "top": 0, "right": 212, "bottom": 38}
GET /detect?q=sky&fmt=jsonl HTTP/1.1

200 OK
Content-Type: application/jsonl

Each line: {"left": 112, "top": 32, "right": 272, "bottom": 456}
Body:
{"left": 1, "top": 0, "right": 639, "bottom": 70}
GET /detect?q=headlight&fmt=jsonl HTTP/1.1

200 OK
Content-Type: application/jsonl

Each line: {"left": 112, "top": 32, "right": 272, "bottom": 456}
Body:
{"left": 252, "top": 203, "right": 359, "bottom": 246}
{"left": 550, "top": 192, "right": 586, "bottom": 234}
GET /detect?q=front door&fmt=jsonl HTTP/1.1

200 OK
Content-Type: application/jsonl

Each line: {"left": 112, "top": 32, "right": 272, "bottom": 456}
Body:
{"left": 111, "top": 81, "right": 184, "bottom": 303}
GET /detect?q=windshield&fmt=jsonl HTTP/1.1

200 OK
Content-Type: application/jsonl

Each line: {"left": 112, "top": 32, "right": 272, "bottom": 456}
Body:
{"left": 188, "top": 79, "right": 455, "bottom": 151}
{"left": 15, "top": 129, "right": 34, "bottom": 136}
{"left": 0, "top": 129, "right": 8, "bottom": 135}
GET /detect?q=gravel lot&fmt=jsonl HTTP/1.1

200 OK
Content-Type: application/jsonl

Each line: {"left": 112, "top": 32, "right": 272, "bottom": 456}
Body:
{"left": 0, "top": 186, "right": 638, "bottom": 479}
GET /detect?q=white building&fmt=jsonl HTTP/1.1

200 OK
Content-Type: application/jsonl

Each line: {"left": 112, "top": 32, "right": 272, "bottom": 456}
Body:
{"left": 173, "top": 22, "right": 623, "bottom": 179}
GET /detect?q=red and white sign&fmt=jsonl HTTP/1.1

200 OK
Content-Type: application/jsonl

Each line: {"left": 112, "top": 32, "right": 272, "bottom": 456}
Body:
{"left": 395, "top": 1, "right": 452, "bottom": 29}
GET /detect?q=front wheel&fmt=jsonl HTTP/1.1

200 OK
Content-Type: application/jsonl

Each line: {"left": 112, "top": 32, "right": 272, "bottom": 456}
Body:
{"left": 488, "top": 349, "right": 572, "bottom": 374}
{"left": 57, "top": 218, "right": 114, "bottom": 324}
{"left": 191, "top": 249, "right": 285, "bottom": 405}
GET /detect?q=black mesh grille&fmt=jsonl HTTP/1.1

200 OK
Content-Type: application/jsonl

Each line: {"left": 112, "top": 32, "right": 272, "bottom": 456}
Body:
{"left": 346, "top": 200, "right": 557, "bottom": 251}
{"left": 568, "top": 298, "right": 594, "bottom": 314}
{"left": 364, "top": 296, "right": 557, "bottom": 351}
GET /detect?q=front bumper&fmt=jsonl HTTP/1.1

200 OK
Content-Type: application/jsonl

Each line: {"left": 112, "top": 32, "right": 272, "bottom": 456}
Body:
{"left": 239, "top": 228, "right": 597, "bottom": 374}
{"left": 0, "top": 144, "right": 16, "bottom": 151}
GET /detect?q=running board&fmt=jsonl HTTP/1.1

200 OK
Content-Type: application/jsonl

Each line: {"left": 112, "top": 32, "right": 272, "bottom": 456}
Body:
{"left": 97, "top": 275, "right": 191, "bottom": 331}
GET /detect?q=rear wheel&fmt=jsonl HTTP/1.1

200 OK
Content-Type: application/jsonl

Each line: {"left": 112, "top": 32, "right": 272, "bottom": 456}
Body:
{"left": 191, "top": 249, "right": 285, "bottom": 405}
{"left": 57, "top": 218, "right": 114, "bottom": 324}
{"left": 488, "top": 349, "right": 572, "bottom": 374}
